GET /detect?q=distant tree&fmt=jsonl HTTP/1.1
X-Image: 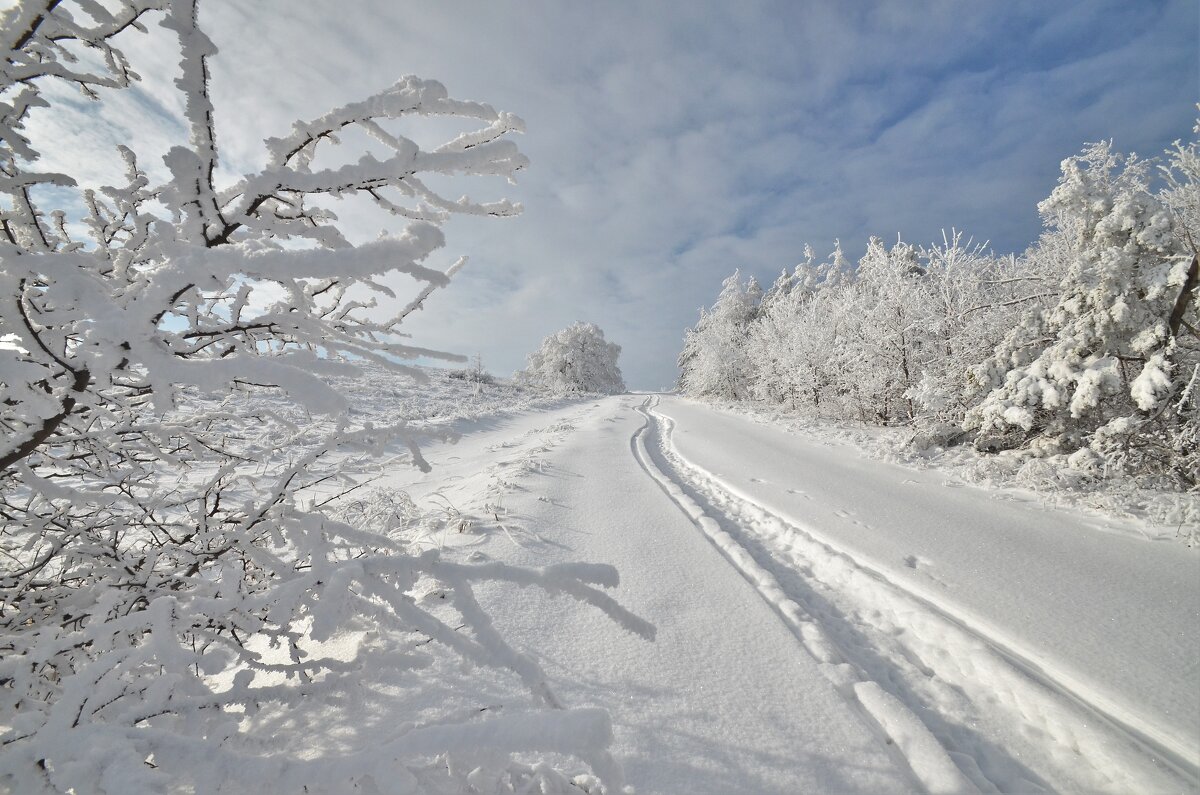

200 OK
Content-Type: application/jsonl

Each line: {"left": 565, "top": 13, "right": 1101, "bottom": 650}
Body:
{"left": 0, "top": 2, "right": 648, "bottom": 791}
{"left": 677, "top": 270, "right": 761, "bottom": 400}
{"left": 745, "top": 244, "right": 843, "bottom": 410}
{"left": 518, "top": 321, "right": 626, "bottom": 393}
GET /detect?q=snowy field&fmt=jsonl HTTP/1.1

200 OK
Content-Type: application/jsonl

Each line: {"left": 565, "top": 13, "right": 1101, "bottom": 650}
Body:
{"left": 345, "top": 380, "right": 1199, "bottom": 794}
{"left": 4, "top": 357, "right": 1197, "bottom": 792}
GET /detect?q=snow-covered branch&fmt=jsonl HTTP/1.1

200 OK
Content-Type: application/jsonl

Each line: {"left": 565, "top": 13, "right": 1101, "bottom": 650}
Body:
{"left": 0, "top": 2, "right": 644, "bottom": 791}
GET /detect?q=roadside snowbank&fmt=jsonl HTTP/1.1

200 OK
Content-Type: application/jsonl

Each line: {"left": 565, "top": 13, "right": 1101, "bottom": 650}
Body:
{"left": 654, "top": 394, "right": 1200, "bottom": 791}
{"left": 692, "top": 397, "right": 1199, "bottom": 543}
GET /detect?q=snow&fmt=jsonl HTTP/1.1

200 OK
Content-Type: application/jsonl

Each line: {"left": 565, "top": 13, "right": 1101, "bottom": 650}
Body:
{"left": 377, "top": 394, "right": 914, "bottom": 794}
{"left": 17, "top": 4, "right": 1192, "bottom": 788}
{"left": 652, "top": 395, "right": 1199, "bottom": 791}
{"left": 4, "top": 348, "right": 1198, "bottom": 790}
{"left": 360, "top": 388, "right": 1198, "bottom": 793}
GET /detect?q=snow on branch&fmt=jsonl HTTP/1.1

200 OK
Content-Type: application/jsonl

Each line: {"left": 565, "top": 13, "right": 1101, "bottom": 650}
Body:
{"left": 213, "top": 75, "right": 529, "bottom": 248}
{"left": 0, "top": 2, "right": 646, "bottom": 791}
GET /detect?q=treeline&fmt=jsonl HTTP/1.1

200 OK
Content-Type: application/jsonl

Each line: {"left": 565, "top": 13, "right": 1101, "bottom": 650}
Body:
{"left": 678, "top": 138, "right": 1199, "bottom": 489}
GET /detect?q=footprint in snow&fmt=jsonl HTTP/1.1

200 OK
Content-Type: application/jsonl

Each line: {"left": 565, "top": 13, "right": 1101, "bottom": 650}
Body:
{"left": 904, "top": 554, "right": 934, "bottom": 571}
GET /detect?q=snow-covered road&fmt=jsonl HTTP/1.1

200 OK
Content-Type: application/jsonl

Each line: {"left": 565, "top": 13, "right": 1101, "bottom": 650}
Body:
{"left": 648, "top": 395, "right": 1199, "bottom": 793}
{"left": 383, "top": 394, "right": 1200, "bottom": 793}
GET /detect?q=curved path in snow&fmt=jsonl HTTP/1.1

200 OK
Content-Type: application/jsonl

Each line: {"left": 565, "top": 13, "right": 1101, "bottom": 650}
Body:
{"left": 645, "top": 394, "right": 1199, "bottom": 793}
{"left": 380, "top": 394, "right": 1198, "bottom": 793}
{"left": 382, "top": 396, "right": 916, "bottom": 794}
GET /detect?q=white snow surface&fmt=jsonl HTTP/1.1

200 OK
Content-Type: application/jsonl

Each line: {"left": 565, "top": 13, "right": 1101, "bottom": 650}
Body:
{"left": 370, "top": 390, "right": 1199, "bottom": 793}
{"left": 375, "top": 397, "right": 912, "bottom": 793}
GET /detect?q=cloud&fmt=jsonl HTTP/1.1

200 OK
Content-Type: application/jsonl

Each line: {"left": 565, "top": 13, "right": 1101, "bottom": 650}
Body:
{"left": 17, "top": 0, "right": 1199, "bottom": 388}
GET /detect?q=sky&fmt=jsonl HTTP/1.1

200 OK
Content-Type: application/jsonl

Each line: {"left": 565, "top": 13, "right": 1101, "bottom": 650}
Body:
{"left": 14, "top": 0, "right": 1200, "bottom": 388}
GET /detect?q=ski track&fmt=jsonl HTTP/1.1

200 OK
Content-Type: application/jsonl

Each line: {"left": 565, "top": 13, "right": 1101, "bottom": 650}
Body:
{"left": 630, "top": 395, "right": 1197, "bottom": 795}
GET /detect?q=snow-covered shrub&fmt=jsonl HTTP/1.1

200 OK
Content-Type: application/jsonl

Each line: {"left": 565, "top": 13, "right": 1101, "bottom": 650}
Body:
{"left": 516, "top": 322, "right": 626, "bottom": 394}
{"left": 448, "top": 368, "right": 495, "bottom": 385}
{"left": 0, "top": 2, "right": 649, "bottom": 791}
{"left": 448, "top": 353, "right": 496, "bottom": 385}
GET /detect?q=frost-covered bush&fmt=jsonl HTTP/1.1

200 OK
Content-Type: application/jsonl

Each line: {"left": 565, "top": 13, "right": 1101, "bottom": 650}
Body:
{"left": 516, "top": 322, "right": 625, "bottom": 394}
{"left": 448, "top": 353, "right": 496, "bottom": 385}
{"left": 448, "top": 368, "right": 495, "bottom": 385}
{"left": 0, "top": 2, "right": 650, "bottom": 791}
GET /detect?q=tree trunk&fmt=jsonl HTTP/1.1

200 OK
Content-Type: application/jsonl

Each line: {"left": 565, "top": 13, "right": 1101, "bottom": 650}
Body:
{"left": 0, "top": 368, "right": 90, "bottom": 473}
{"left": 1167, "top": 253, "right": 1199, "bottom": 339}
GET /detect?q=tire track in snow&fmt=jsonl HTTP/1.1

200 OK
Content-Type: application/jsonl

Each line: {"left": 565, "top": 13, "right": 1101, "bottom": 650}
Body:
{"left": 630, "top": 397, "right": 976, "bottom": 795}
{"left": 631, "top": 396, "right": 1197, "bottom": 795}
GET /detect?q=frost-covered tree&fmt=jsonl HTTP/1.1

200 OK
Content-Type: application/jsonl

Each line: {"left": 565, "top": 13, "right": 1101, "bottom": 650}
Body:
{"left": 678, "top": 124, "right": 1197, "bottom": 498}
{"left": 968, "top": 140, "right": 1199, "bottom": 483}
{"left": 744, "top": 245, "right": 844, "bottom": 410}
{"left": 744, "top": 264, "right": 809, "bottom": 408}
{"left": 830, "top": 237, "right": 931, "bottom": 423}
{"left": 0, "top": 3, "right": 650, "bottom": 792}
{"left": 905, "top": 233, "right": 1053, "bottom": 441}
{"left": 517, "top": 321, "right": 625, "bottom": 394}
{"left": 677, "top": 270, "right": 762, "bottom": 400}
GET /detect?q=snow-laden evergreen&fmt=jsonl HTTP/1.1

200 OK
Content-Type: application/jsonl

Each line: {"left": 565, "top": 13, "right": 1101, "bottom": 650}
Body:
{"left": 969, "top": 140, "right": 1199, "bottom": 484}
{"left": 516, "top": 322, "right": 626, "bottom": 394}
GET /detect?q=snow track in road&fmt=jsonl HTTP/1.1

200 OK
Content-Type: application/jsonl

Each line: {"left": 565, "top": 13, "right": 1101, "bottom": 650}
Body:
{"left": 631, "top": 396, "right": 1196, "bottom": 795}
